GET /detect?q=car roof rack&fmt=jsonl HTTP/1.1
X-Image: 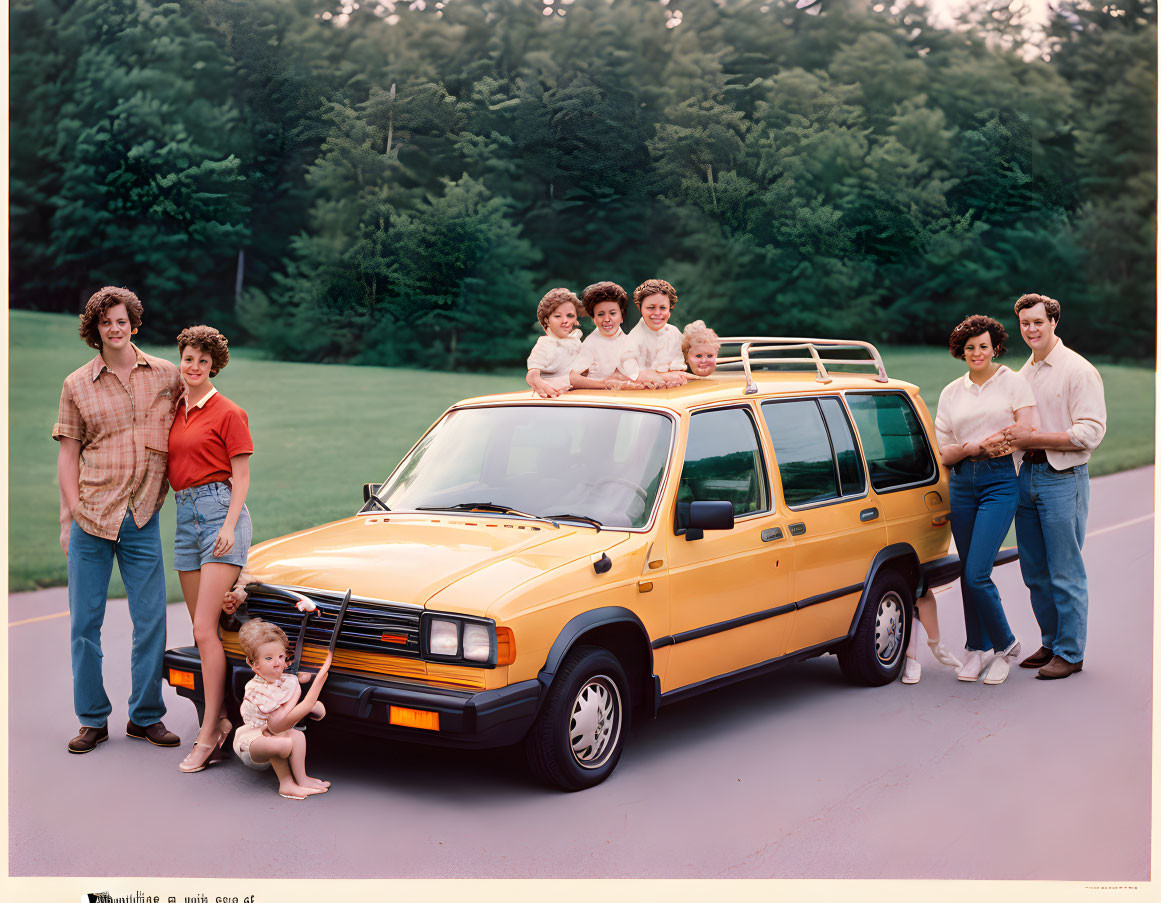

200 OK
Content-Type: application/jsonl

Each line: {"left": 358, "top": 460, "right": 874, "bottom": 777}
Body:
{"left": 714, "top": 337, "right": 889, "bottom": 395}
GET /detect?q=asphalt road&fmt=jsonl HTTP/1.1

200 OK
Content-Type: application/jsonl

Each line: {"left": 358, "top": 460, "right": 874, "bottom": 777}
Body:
{"left": 8, "top": 467, "right": 1153, "bottom": 881}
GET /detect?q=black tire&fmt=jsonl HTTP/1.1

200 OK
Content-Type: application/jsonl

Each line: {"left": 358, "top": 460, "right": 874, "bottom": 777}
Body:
{"left": 524, "top": 645, "right": 630, "bottom": 791}
{"left": 837, "top": 570, "right": 912, "bottom": 686}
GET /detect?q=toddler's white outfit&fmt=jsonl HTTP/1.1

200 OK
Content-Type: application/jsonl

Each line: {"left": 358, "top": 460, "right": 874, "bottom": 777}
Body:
{"left": 629, "top": 320, "right": 686, "bottom": 372}
{"left": 526, "top": 328, "right": 583, "bottom": 390}
{"left": 571, "top": 328, "right": 641, "bottom": 382}
{"left": 232, "top": 672, "right": 298, "bottom": 770}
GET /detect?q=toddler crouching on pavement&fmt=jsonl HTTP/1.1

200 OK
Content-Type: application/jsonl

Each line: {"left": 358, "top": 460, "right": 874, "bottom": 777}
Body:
{"left": 234, "top": 618, "right": 332, "bottom": 800}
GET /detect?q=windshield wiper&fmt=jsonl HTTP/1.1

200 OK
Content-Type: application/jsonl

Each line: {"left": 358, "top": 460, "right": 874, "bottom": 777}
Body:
{"left": 543, "top": 513, "right": 602, "bottom": 531}
{"left": 360, "top": 495, "right": 390, "bottom": 513}
{"left": 416, "top": 502, "right": 559, "bottom": 527}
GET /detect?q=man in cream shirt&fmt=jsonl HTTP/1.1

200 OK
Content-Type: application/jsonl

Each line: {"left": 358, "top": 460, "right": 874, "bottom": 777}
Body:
{"left": 1003, "top": 294, "right": 1106, "bottom": 680}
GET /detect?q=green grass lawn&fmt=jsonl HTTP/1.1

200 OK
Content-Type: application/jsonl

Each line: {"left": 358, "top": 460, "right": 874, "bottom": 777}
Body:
{"left": 9, "top": 310, "right": 1154, "bottom": 594}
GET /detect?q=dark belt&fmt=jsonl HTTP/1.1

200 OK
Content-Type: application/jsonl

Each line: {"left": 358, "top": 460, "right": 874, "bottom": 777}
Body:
{"left": 1023, "top": 450, "right": 1075, "bottom": 473}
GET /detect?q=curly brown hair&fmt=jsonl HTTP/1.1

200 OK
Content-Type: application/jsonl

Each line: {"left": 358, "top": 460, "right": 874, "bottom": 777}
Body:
{"left": 633, "top": 278, "right": 678, "bottom": 310}
{"left": 536, "top": 288, "right": 581, "bottom": 328}
{"left": 176, "top": 325, "right": 230, "bottom": 377}
{"left": 238, "top": 618, "right": 289, "bottom": 664}
{"left": 580, "top": 281, "right": 628, "bottom": 318}
{"left": 948, "top": 314, "right": 1008, "bottom": 360}
{"left": 1014, "top": 293, "right": 1061, "bottom": 323}
{"left": 78, "top": 286, "right": 144, "bottom": 350}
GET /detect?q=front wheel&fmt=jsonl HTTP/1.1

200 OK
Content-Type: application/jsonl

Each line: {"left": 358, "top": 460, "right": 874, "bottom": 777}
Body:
{"left": 837, "top": 570, "right": 912, "bottom": 686}
{"left": 524, "top": 645, "right": 629, "bottom": 791}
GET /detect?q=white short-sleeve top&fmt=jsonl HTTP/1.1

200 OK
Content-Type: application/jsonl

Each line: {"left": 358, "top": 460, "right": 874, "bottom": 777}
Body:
{"left": 571, "top": 328, "right": 641, "bottom": 382}
{"left": 239, "top": 673, "right": 299, "bottom": 731}
{"left": 628, "top": 320, "right": 686, "bottom": 372}
{"left": 935, "top": 365, "right": 1036, "bottom": 460}
{"left": 527, "top": 329, "right": 583, "bottom": 390}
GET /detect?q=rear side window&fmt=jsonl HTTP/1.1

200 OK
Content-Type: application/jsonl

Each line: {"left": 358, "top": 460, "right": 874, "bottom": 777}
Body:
{"left": 845, "top": 392, "right": 937, "bottom": 492}
{"left": 678, "top": 408, "right": 768, "bottom": 518}
{"left": 762, "top": 398, "right": 866, "bottom": 507}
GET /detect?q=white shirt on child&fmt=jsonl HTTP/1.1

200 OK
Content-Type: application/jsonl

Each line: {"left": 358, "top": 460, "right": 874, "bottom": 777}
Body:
{"left": 571, "top": 328, "right": 641, "bottom": 382}
{"left": 628, "top": 320, "right": 686, "bottom": 372}
{"left": 527, "top": 329, "right": 583, "bottom": 390}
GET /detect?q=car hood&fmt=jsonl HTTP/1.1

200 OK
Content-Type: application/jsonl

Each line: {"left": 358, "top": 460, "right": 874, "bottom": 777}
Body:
{"left": 244, "top": 513, "right": 631, "bottom": 614}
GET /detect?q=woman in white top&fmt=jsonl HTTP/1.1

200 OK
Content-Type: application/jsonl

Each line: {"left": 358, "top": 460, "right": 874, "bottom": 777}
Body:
{"left": 526, "top": 288, "right": 583, "bottom": 398}
{"left": 933, "top": 315, "right": 1037, "bottom": 685}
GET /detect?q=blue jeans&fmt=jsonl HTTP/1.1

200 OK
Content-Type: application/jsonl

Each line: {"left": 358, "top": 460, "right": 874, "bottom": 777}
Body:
{"left": 68, "top": 509, "right": 168, "bottom": 727}
{"left": 950, "top": 458, "right": 1018, "bottom": 653}
{"left": 1015, "top": 462, "right": 1090, "bottom": 663}
{"left": 172, "top": 481, "right": 251, "bottom": 571}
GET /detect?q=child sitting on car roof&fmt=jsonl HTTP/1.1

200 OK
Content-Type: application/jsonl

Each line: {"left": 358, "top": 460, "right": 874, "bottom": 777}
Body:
{"left": 526, "top": 288, "right": 584, "bottom": 398}
{"left": 570, "top": 282, "right": 664, "bottom": 390}
{"left": 628, "top": 278, "right": 688, "bottom": 387}
{"left": 682, "top": 320, "right": 721, "bottom": 378}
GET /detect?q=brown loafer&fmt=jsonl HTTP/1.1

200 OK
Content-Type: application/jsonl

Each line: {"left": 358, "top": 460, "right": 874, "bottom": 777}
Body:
{"left": 68, "top": 724, "right": 109, "bottom": 754}
{"left": 126, "top": 720, "right": 181, "bottom": 747}
{"left": 1037, "top": 656, "right": 1083, "bottom": 680}
{"left": 1019, "top": 646, "right": 1054, "bottom": 669}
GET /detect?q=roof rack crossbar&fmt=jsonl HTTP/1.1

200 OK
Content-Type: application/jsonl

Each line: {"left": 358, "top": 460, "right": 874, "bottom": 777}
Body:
{"left": 714, "top": 337, "right": 888, "bottom": 394}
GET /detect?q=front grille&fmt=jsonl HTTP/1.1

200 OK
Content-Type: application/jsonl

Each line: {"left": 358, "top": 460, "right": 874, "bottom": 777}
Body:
{"left": 241, "top": 584, "right": 421, "bottom": 658}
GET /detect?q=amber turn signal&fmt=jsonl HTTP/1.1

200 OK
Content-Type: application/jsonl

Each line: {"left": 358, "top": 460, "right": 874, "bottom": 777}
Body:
{"left": 495, "top": 627, "right": 516, "bottom": 665}
{"left": 931, "top": 516, "right": 950, "bottom": 527}
{"left": 390, "top": 706, "right": 439, "bottom": 731}
{"left": 168, "top": 668, "right": 196, "bottom": 690}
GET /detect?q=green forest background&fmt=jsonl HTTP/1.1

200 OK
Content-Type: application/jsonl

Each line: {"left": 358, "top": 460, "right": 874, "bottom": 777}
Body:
{"left": 10, "top": 0, "right": 1157, "bottom": 367}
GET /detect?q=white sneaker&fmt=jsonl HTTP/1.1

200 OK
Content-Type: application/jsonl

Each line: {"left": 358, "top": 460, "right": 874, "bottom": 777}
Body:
{"left": 928, "top": 640, "right": 963, "bottom": 670}
{"left": 983, "top": 656, "right": 1010, "bottom": 685}
{"left": 901, "top": 657, "right": 921, "bottom": 684}
{"left": 958, "top": 650, "right": 983, "bottom": 681}
{"left": 998, "top": 638, "right": 1022, "bottom": 661}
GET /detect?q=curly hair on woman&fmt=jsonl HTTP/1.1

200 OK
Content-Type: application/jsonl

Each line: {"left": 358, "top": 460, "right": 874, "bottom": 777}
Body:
{"left": 948, "top": 314, "right": 1008, "bottom": 360}
{"left": 78, "top": 286, "right": 144, "bottom": 350}
{"left": 536, "top": 288, "right": 581, "bottom": 327}
{"left": 632, "top": 278, "right": 678, "bottom": 310}
{"left": 580, "top": 281, "right": 628, "bottom": 317}
{"left": 176, "top": 325, "right": 230, "bottom": 377}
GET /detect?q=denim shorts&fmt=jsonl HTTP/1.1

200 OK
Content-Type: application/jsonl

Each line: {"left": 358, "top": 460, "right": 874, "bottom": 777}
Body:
{"left": 173, "top": 481, "right": 252, "bottom": 571}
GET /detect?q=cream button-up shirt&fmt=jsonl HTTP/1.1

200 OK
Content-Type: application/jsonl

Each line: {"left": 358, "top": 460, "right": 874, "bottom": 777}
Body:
{"left": 935, "top": 365, "right": 1036, "bottom": 469}
{"left": 1017, "top": 340, "right": 1107, "bottom": 469}
{"left": 526, "top": 330, "right": 583, "bottom": 390}
{"left": 628, "top": 320, "right": 686, "bottom": 372}
{"left": 571, "top": 328, "right": 641, "bottom": 382}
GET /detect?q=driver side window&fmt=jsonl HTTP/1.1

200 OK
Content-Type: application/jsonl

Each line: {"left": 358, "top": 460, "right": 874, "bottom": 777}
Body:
{"left": 677, "top": 408, "right": 768, "bottom": 529}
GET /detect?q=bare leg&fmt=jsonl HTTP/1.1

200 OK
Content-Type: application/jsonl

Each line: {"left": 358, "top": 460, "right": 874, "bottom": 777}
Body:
{"left": 286, "top": 727, "right": 330, "bottom": 790}
{"left": 916, "top": 589, "right": 941, "bottom": 644}
{"left": 190, "top": 562, "right": 240, "bottom": 748}
{"left": 250, "top": 735, "right": 324, "bottom": 798}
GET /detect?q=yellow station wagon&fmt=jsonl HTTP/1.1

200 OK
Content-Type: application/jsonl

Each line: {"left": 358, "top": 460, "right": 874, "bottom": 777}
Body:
{"left": 167, "top": 338, "right": 976, "bottom": 790}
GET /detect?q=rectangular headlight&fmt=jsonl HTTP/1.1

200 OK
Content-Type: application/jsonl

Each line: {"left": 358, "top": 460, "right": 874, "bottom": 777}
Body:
{"left": 428, "top": 619, "right": 459, "bottom": 656}
{"left": 462, "top": 623, "right": 491, "bottom": 662}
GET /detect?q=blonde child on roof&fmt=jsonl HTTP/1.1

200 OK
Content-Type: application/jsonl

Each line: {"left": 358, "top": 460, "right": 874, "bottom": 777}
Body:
{"left": 526, "top": 288, "right": 584, "bottom": 398}
{"left": 682, "top": 320, "right": 721, "bottom": 377}
{"left": 629, "top": 279, "right": 688, "bottom": 387}
{"left": 570, "top": 282, "right": 659, "bottom": 389}
{"left": 233, "top": 618, "right": 332, "bottom": 800}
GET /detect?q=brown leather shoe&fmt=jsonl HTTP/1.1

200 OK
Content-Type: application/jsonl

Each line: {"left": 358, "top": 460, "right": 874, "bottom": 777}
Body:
{"left": 125, "top": 720, "right": 181, "bottom": 747}
{"left": 1019, "top": 646, "right": 1054, "bottom": 669}
{"left": 1037, "top": 656, "right": 1083, "bottom": 680}
{"left": 68, "top": 724, "right": 109, "bottom": 754}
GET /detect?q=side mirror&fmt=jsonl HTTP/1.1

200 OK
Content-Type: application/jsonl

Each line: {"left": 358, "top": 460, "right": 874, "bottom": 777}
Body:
{"left": 363, "top": 483, "right": 382, "bottom": 503}
{"left": 684, "top": 500, "right": 734, "bottom": 541}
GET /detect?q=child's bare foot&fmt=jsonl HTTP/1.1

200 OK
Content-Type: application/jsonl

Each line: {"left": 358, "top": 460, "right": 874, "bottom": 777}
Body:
{"left": 302, "top": 775, "right": 331, "bottom": 790}
{"left": 279, "top": 780, "right": 326, "bottom": 800}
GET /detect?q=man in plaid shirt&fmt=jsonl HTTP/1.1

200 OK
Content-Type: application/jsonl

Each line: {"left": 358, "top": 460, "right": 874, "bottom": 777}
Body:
{"left": 53, "top": 287, "right": 184, "bottom": 754}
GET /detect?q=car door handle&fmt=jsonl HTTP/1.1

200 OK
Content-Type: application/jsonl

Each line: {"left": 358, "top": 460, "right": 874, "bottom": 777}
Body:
{"left": 788, "top": 522, "right": 806, "bottom": 536}
{"left": 761, "top": 527, "right": 783, "bottom": 542}
{"left": 860, "top": 507, "right": 879, "bottom": 522}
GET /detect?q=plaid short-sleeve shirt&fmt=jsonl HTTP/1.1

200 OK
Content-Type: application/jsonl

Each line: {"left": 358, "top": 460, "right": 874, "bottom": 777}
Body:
{"left": 53, "top": 345, "right": 182, "bottom": 540}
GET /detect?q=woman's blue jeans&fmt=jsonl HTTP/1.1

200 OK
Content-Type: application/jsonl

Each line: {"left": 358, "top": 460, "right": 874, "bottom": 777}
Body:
{"left": 949, "top": 458, "right": 1018, "bottom": 654}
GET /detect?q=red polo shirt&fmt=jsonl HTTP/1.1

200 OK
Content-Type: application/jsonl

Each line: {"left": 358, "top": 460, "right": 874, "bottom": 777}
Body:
{"left": 168, "top": 389, "right": 254, "bottom": 492}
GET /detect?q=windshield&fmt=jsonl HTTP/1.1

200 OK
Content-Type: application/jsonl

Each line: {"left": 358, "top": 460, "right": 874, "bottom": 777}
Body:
{"left": 378, "top": 405, "right": 674, "bottom": 529}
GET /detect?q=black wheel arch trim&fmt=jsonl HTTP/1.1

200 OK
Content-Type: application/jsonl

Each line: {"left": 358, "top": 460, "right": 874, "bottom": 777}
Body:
{"left": 537, "top": 606, "right": 658, "bottom": 717}
{"left": 844, "top": 543, "right": 921, "bottom": 641}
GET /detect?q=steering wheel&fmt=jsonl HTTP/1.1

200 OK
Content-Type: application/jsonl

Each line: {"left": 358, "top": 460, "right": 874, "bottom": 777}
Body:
{"left": 591, "top": 478, "right": 648, "bottom": 504}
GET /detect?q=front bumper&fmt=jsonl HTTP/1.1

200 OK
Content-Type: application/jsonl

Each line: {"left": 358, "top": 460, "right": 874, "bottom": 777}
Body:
{"left": 163, "top": 646, "right": 543, "bottom": 749}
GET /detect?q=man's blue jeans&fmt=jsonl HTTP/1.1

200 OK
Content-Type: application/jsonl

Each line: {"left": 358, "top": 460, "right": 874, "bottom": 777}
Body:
{"left": 68, "top": 509, "right": 168, "bottom": 727}
{"left": 1015, "top": 461, "right": 1090, "bottom": 664}
{"left": 950, "top": 458, "right": 1018, "bottom": 654}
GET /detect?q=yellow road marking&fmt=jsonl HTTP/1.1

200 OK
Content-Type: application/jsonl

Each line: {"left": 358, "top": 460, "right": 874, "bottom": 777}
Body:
{"left": 9, "top": 610, "right": 70, "bottom": 627}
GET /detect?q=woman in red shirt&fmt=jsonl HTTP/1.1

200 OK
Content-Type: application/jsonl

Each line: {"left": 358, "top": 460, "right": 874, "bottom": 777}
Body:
{"left": 168, "top": 325, "right": 254, "bottom": 774}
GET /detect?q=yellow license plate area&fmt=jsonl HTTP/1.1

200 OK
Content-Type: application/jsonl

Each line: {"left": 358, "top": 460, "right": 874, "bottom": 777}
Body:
{"left": 390, "top": 706, "right": 440, "bottom": 731}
